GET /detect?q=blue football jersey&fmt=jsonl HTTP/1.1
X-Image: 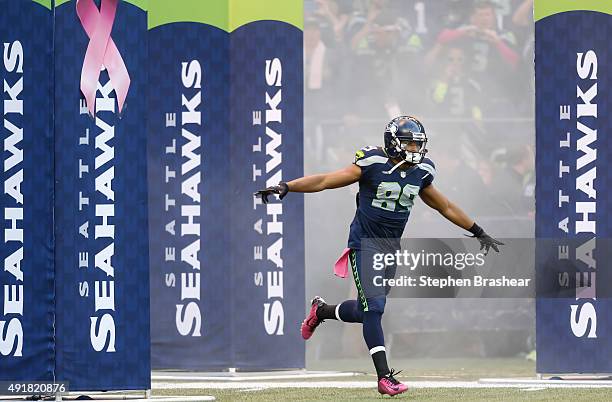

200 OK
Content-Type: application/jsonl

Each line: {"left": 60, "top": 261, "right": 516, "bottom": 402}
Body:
{"left": 347, "top": 146, "right": 436, "bottom": 251}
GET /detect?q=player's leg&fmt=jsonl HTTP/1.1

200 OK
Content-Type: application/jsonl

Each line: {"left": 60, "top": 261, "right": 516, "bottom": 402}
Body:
{"left": 301, "top": 245, "right": 367, "bottom": 340}
{"left": 301, "top": 297, "right": 364, "bottom": 340}
{"left": 317, "top": 299, "right": 364, "bottom": 322}
{"left": 349, "top": 249, "right": 389, "bottom": 378}
{"left": 351, "top": 249, "right": 407, "bottom": 396}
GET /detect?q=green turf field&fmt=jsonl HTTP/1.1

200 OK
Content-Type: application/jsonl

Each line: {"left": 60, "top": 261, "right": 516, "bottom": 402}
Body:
{"left": 307, "top": 357, "right": 536, "bottom": 380}
{"left": 152, "top": 358, "right": 612, "bottom": 401}
{"left": 156, "top": 387, "right": 612, "bottom": 401}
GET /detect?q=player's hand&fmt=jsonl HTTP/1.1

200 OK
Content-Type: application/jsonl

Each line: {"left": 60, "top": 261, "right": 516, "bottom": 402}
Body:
{"left": 254, "top": 182, "right": 289, "bottom": 204}
{"left": 466, "top": 223, "right": 504, "bottom": 255}
{"left": 470, "top": 231, "right": 504, "bottom": 255}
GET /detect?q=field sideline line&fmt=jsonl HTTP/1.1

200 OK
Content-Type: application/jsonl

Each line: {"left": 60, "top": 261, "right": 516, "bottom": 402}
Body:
{"left": 152, "top": 371, "right": 360, "bottom": 381}
{"left": 153, "top": 380, "right": 612, "bottom": 390}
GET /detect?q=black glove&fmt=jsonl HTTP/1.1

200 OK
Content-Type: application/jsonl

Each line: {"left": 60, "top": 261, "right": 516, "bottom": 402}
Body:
{"left": 254, "top": 182, "right": 289, "bottom": 204}
{"left": 467, "top": 223, "right": 504, "bottom": 255}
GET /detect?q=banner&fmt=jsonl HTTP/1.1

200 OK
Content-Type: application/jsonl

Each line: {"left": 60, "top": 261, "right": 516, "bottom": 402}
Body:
{"left": 229, "top": 10, "right": 305, "bottom": 370}
{"left": 148, "top": 0, "right": 304, "bottom": 370}
{"left": 0, "top": 0, "right": 55, "bottom": 382}
{"left": 54, "top": 0, "right": 150, "bottom": 390}
{"left": 147, "top": 3, "right": 232, "bottom": 370}
{"left": 535, "top": 1, "right": 612, "bottom": 373}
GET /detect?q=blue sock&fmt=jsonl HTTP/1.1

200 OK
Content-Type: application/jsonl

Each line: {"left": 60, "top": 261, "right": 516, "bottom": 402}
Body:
{"left": 337, "top": 300, "right": 364, "bottom": 323}
{"left": 363, "top": 311, "right": 384, "bottom": 349}
{"left": 363, "top": 311, "right": 389, "bottom": 379}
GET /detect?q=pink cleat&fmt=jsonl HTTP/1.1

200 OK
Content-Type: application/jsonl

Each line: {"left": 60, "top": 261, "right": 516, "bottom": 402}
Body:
{"left": 378, "top": 369, "right": 408, "bottom": 396}
{"left": 300, "top": 296, "right": 326, "bottom": 340}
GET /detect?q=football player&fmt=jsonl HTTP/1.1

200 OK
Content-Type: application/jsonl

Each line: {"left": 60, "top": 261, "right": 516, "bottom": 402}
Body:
{"left": 255, "top": 115, "right": 502, "bottom": 396}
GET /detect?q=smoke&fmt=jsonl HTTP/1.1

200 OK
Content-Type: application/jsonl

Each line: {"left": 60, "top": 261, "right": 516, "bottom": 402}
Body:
{"left": 303, "top": 0, "right": 535, "bottom": 365}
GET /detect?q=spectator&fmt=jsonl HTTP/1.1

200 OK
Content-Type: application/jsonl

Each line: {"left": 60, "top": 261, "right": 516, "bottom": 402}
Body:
{"left": 305, "top": 17, "right": 332, "bottom": 93}
{"left": 428, "top": 46, "right": 484, "bottom": 123}
{"left": 490, "top": 0, "right": 526, "bottom": 31}
{"left": 314, "top": 0, "right": 353, "bottom": 45}
{"left": 512, "top": 0, "right": 534, "bottom": 116}
{"left": 346, "top": 1, "right": 425, "bottom": 118}
{"left": 428, "top": 138, "right": 495, "bottom": 214}
{"left": 491, "top": 144, "right": 535, "bottom": 216}
{"left": 304, "top": 17, "right": 339, "bottom": 121}
{"left": 511, "top": 0, "right": 533, "bottom": 30}
{"left": 348, "top": 0, "right": 406, "bottom": 54}
{"left": 425, "top": 0, "right": 519, "bottom": 115}
{"left": 398, "top": 0, "right": 466, "bottom": 49}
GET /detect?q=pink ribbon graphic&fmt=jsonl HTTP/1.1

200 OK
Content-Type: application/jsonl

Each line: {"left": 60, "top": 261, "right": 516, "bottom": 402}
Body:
{"left": 77, "top": 0, "right": 130, "bottom": 116}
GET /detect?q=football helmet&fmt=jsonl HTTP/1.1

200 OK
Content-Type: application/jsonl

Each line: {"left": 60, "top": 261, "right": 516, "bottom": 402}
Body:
{"left": 383, "top": 116, "right": 428, "bottom": 164}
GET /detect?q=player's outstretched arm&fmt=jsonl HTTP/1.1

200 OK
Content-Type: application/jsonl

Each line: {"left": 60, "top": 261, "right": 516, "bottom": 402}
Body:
{"left": 288, "top": 164, "right": 361, "bottom": 192}
{"left": 254, "top": 164, "right": 361, "bottom": 204}
{"left": 419, "top": 185, "right": 473, "bottom": 229}
{"left": 420, "top": 184, "right": 504, "bottom": 254}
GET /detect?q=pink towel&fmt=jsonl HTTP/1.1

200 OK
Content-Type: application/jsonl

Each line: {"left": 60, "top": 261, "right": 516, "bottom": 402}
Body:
{"left": 334, "top": 248, "right": 351, "bottom": 278}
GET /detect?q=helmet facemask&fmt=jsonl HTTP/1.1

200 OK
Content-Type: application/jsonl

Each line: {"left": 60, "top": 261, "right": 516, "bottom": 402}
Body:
{"left": 397, "top": 133, "right": 427, "bottom": 164}
{"left": 384, "top": 116, "right": 428, "bottom": 165}
{"left": 388, "top": 133, "right": 428, "bottom": 164}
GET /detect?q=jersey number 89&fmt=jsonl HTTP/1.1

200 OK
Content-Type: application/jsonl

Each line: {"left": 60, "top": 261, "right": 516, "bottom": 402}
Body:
{"left": 372, "top": 182, "right": 420, "bottom": 212}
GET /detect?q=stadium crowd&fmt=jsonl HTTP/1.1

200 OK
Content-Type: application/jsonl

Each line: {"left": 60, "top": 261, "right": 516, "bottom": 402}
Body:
{"left": 304, "top": 0, "right": 535, "bottom": 219}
